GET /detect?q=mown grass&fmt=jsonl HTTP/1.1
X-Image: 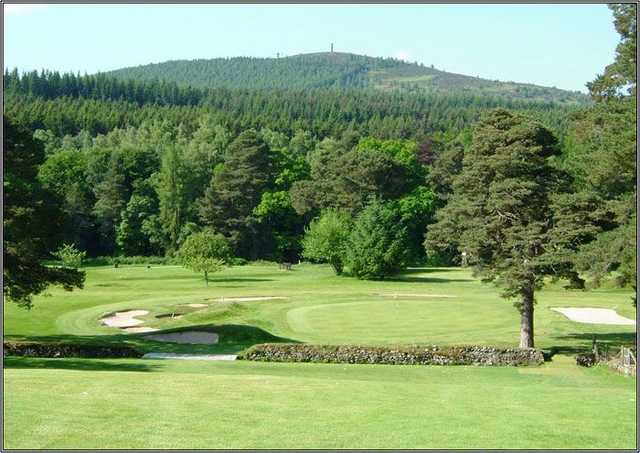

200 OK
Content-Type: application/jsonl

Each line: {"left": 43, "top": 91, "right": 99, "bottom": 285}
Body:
{"left": 3, "top": 263, "right": 637, "bottom": 448}
{"left": 4, "top": 355, "right": 635, "bottom": 449}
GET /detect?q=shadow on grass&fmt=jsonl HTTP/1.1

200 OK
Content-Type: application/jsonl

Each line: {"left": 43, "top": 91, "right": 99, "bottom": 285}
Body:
{"left": 117, "top": 274, "right": 273, "bottom": 283}
{"left": 5, "top": 324, "right": 298, "bottom": 356}
{"left": 4, "top": 356, "right": 161, "bottom": 372}
{"left": 556, "top": 332, "right": 636, "bottom": 346}
{"left": 403, "top": 267, "right": 459, "bottom": 274}
{"left": 543, "top": 332, "right": 637, "bottom": 361}
{"left": 386, "top": 276, "right": 473, "bottom": 284}
{"left": 208, "top": 278, "right": 274, "bottom": 283}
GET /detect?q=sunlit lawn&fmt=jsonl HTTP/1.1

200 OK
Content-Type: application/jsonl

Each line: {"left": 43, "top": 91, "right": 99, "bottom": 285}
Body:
{"left": 3, "top": 263, "right": 636, "bottom": 448}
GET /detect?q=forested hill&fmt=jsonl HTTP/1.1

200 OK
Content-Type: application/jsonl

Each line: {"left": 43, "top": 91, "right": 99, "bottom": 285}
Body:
{"left": 3, "top": 68, "right": 578, "bottom": 139}
{"left": 106, "top": 52, "right": 589, "bottom": 105}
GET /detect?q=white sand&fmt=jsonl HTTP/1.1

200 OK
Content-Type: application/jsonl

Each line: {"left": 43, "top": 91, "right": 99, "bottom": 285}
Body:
{"left": 143, "top": 331, "right": 219, "bottom": 344}
{"left": 184, "top": 303, "right": 208, "bottom": 308}
{"left": 551, "top": 307, "right": 636, "bottom": 325}
{"left": 101, "top": 310, "right": 149, "bottom": 328}
{"left": 377, "top": 293, "right": 455, "bottom": 298}
{"left": 210, "top": 296, "right": 287, "bottom": 302}
{"left": 142, "top": 353, "right": 236, "bottom": 361}
{"left": 121, "top": 326, "right": 159, "bottom": 333}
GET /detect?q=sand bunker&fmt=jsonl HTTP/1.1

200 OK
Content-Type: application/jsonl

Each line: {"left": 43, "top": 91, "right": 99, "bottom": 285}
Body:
{"left": 143, "top": 331, "right": 219, "bottom": 344}
{"left": 551, "top": 307, "right": 636, "bottom": 325}
{"left": 101, "top": 310, "right": 149, "bottom": 328}
{"left": 142, "top": 353, "right": 236, "bottom": 361}
{"left": 209, "top": 296, "right": 287, "bottom": 303}
{"left": 122, "top": 326, "right": 159, "bottom": 333}
{"left": 377, "top": 293, "right": 455, "bottom": 299}
{"left": 183, "top": 303, "right": 208, "bottom": 308}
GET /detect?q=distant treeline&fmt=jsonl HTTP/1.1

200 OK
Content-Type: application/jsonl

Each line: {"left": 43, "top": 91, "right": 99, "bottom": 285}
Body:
{"left": 4, "top": 69, "right": 576, "bottom": 140}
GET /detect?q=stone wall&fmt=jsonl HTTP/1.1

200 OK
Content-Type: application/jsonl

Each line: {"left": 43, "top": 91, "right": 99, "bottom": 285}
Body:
{"left": 239, "top": 343, "right": 544, "bottom": 366}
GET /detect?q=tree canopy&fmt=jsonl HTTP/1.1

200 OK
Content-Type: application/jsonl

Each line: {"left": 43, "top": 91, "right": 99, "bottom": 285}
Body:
{"left": 3, "top": 116, "right": 85, "bottom": 307}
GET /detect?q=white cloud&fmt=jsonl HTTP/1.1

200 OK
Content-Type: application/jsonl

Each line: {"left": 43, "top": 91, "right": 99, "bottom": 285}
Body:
{"left": 394, "top": 51, "right": 412, "bottom": 62}
{"left": 5, "top": 4, "right": 49, "bottom": 17}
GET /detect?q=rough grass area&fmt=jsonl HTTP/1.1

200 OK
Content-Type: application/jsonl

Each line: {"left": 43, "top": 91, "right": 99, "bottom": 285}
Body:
{"left": 3, "top": 263, "right": 636, "bottom": 449}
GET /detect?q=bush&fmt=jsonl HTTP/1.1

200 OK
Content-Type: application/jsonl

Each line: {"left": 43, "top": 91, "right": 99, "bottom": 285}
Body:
{"left": 302, "top": 209, "right": 352, "bottom": 274}
{"left": 52, "top": 243, "right": 86, "bottom": 269}
{"left": 3, "top": 341, "right": 143, "bottom": 358}
{"left": 238, "top": 343, "right": 544, "bottom": 366}
{"left": 344, "top": 199, "right": 410, "bottom": 279}
{"left": 576, "top": 352, "right": 596, "bottom": 367}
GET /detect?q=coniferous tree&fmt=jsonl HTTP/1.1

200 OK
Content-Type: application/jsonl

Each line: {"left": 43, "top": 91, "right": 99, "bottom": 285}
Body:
{"left": 425, "top": 109, "right": 568, "bottom": 348}
{"left": 3, "top": 116, "right": 85, "bottom": 307}
{"left": 155, "top": 145, "right": 189, "bottom": 254}
{"left": 199, "top": 130, "right": 273, "bottom": 258}
{"left": 559, "top": 4, "right": 636, "bottom": 304}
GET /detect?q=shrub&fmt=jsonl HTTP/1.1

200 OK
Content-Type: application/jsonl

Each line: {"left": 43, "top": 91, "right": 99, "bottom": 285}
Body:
{"left": 302, "top": 209, "right": 352, "bottom": 274}
{"left": 238, "top": 343, "right": 544, "bottom": 366}
{"left": 344, "top": 199, "right": 410, "bottom": 279}
{"left": 3, "top": 341, "right": 142, "bottom": 358}
{"left": 52, "top": 243, "right": 86, "bottom": 269}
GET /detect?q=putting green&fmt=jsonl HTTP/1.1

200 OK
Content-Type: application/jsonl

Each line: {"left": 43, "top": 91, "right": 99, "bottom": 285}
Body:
{"left": 285, "top": 298, "right": 520, "bottom": 344}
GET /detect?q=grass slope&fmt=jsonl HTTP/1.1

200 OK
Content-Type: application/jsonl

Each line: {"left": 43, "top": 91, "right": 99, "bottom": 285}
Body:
{"left": 4, "top": 263, "right": 636, "bottom": 448}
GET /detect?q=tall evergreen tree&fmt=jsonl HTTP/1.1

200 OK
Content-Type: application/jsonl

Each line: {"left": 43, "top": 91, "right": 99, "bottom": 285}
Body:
{"left": 155, "top": 145, "right": 188, "bottom": 254}
{"left": 199, "top": 130, "right": 273, "bottom": 258}
{"left": 560, "top": 4, "right": 636, "bottom": 304}
{"left": 3, "top": 116, "right": 85, "bottom": 307}
{"left": 425, "top": 109, "right": 567, "bottom": 348}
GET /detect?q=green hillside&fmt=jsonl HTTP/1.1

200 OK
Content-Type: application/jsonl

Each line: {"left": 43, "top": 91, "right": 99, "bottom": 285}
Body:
{"left": 107, "top": 52, "right": 589, "bottom": 105}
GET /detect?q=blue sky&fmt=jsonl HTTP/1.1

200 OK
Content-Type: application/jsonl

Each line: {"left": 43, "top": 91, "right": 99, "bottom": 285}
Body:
{"left": 4, "top": 4, "right": 618, "bottom": 92}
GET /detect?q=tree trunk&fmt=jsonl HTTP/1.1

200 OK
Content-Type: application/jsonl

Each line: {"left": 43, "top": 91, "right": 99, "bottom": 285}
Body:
{"left": 204, "top": 270, "right": 208, "bottom": 287}
{"left": 519, "top": 286, "right": 534, "bottom": 348}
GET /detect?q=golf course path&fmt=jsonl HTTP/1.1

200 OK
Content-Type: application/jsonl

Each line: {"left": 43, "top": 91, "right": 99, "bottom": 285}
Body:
{"left": 142, "top": 353, "right": 237, "bottom": 361}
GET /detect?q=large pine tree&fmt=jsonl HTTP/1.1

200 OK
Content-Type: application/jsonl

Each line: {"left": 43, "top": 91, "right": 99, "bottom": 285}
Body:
{"left": 199, "top": 130, "right": 273, "bottom": 258}
{"left": 425, "top": 109, "right": 566, "bottom": 348}
{"left": 3, "top": 116, "right": 85, "bottom": 307}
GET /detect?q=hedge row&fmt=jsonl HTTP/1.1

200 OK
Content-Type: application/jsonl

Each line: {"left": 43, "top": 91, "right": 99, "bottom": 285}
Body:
{"left": 3, "top": 341, "right": 143, "bottom": 359}
{"left": 238, "top": 343, "right": 544, "bottom": 366}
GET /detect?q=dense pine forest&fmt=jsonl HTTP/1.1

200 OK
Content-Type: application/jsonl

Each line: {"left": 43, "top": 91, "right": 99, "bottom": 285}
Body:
{"left": 3, "top": 5, "right": 636, "bottom": 311}
{"left": 4, "top": 68, "right": 577, "bottom": 139}
{"left": 106, "top": 52, "right": 589, "bottom": 105}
